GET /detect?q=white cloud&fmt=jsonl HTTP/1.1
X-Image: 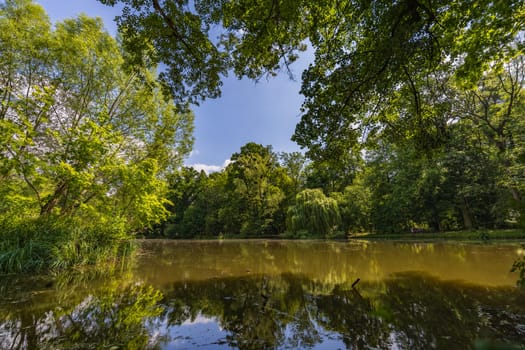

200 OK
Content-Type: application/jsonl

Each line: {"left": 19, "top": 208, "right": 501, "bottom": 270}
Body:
{"left": 189, "top": 159, "right": 232, "bottom": 174}
{"left": 191, "top": 164, "right": 222, "bottom": 173}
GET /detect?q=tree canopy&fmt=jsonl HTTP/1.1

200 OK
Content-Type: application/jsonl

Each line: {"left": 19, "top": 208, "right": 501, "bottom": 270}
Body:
{"left": 96, "top": 1, "right": 524, "bottom": 237}
{"left": 99, "top": 0, "right": 524, "bottom": 158}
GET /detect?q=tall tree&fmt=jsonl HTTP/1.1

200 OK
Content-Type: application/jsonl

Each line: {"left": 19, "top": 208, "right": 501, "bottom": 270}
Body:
{"left": 157, "top": 167, "right": 207, "bottom": 237}
{"left": 225, "top": 142, "right": 287, "bottom": 236}
{"left": 455, "top": 56, "right": 525, "bottom": 204}
{"left": 0, "top": 0, "right": 194, "bottom": 230}
{"left": 279, "top": 151, "right": 307, "bottom": 196}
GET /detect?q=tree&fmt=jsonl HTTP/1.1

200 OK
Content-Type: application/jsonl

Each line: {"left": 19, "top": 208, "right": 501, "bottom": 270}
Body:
{"left": 225, "top": 142, "right": 287, "bottom": 236}
{"left": 304, "top": 154, "right": 361, "bottom": 194}
{"left": 99, "top": 0, "right": 524, "bottom": 157}
{"left": 0, "top": 0, "right": 194, "bottom": 271}
{"left": 331, "top": 176, "right": 372, "bottom": 234}
{"left": 156, "top": 167, "right": 207, "bottom": 237}
{"left": 364, "top": 143, "right": 421, "bottom": 233}
{"left": 88, "top": 0, "right": 525, "bottom": 237}
{"left": 455, "top": 56, "right": 525, "bottom": 205}
{"left": 279, "top": 151, "right": 307, "bottom": 196}
{"left": 286, "top": 188, "right": 341, "bottom": 237}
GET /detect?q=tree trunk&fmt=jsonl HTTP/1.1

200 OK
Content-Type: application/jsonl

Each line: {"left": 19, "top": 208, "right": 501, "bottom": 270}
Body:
{"left": 510, "top": 186, "right": 522, "bottom": 202}
{"left": 460, "top": 198, "right": 474, "bottom": 230}
{"left": 40, "top": 182, "right": 67, "bottom": 216}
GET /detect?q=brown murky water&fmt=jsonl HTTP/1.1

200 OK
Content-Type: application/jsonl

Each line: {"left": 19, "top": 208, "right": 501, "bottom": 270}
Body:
{"left": 1, "top": 240, "right": 524, "bottom": 349}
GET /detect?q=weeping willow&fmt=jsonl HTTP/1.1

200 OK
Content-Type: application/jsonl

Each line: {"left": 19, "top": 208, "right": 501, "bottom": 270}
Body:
{"left": 286, "top": 189, "right": 341, "bottom": 237}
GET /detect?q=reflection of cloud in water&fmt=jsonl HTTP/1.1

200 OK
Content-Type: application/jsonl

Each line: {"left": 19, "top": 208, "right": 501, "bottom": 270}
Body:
{"left": 181, "top": 314, "right": 217, "bottom": 326}
{"left": 283, "top": 321, "right": 347, "bottom": 350}
{"left": 162, "top": 314, "right": 231, "bottom": 349}
{"left": 162, "top": 313, "right": 350, "bottom": 349}
{"left": 388, "top": 332, "right": 404, "bottom": 350}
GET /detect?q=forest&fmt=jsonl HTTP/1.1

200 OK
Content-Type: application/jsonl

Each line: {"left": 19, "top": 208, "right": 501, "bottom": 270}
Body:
{"left": 0, "top": 0, "right": 524, "bottom": 272}
{"left": 157, "top": 117, "right": 524, "bottom": 238}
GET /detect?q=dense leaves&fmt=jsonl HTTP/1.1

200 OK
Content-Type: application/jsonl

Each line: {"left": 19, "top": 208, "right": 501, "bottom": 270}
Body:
{"left": 2, "top": 0, "right": 525, "bottom": 256}
{"left": 158, "top": 143, "right": 291, "bottom": 237}
{"left": 0, "top": 0, "right": 194, "bottom": 272}
{"left": 99, "top": 0, "right": 524, "bottom": 156}
{"left": 98, "top": 0, "right": 229, "bottom": 104}
{"left": 94, "top": 0, "right": 524, "bottom": 236}
{"left": 286, "top": 189, "right": 341, "bottom": 237}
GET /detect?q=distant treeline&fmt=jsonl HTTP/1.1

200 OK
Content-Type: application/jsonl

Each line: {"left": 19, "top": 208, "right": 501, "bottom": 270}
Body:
{"left": 154, "top": 121, "right": 524, "bottom": 238}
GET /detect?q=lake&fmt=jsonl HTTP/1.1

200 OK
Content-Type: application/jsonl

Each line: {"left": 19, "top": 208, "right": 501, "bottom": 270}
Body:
{"left": 1, "top": 240, "right": 524, "bottom": 349}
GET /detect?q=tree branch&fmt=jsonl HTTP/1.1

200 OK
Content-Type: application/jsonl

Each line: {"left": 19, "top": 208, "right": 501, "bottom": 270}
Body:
{"left": 151, "top": 0, "right": 200, "bottom": 62}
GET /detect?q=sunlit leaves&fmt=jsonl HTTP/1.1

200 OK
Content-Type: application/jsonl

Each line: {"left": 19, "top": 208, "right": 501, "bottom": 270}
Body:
{"left": 97, "top": 0, "right": 524, "bottom": 167}
{"left": 226, "top": 142, "right": 287, "bottom": 236}
{"left": 0, "top": 0, "right": 194, "bottom": 232}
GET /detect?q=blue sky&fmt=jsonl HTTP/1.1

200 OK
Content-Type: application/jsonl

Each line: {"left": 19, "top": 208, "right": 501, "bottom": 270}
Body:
{"left": 35, "top": 0, "right": 310, "bottom": 172}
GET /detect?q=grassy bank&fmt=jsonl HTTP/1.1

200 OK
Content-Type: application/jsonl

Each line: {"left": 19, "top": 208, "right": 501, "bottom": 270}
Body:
{"left": 0, "top": 216, "right": 135, "bottom": 275}
{"left": 354, "top": 229, "right": 525, "bottom": 241}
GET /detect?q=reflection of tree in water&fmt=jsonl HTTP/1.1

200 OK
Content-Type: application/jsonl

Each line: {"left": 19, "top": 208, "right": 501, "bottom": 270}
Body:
{"left": 1, "top": 270, "right": 524, "bottom": 349}
{"left": 161, "top": 273, "right": 525, "bottom": 350}
{"left": 315, "top": 285, "right": 392, "bottom": 349}
{"left": 0, "top": 273, "right": 164, "bottom": 350}
{"left": 511, "top": 245, "right": 525, "bottom": 288}
{"left": 375, "top": 273, "right": 483, "bottom": 349}
{"left": 164, "top": 275, "right": 294, "bottom": 349}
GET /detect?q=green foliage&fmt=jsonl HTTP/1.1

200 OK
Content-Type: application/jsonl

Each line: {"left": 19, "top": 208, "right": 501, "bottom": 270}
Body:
{"left": 99, "top": 0, "right": 524, "bottom": 159}
{"left": 304, "top": 155, "right": 359, "bottom": 194}
{"left": 226, "top": 143, "right": 286, "bottom": 236}
{"left": 279, "top": 151, "right": 307, "bottom": 196}
{"left": 159, "top": 143, "right": 293, "bottom": 238}
{"left": 363, "top": 129, "right": 513, "bottom": 234}
{"left": 331, "top": 177, "right": 372, "bottom": 234}
{"left": 0, "top": 217, "right": 58, "bottom": 273}
{"left": 99, "top": 0, "right": 525, "bottom": 237}
{"left": 0, "top": 0, "right": 194, "bottom": 272}
{"left": 286, "top": 189, "right": 341, "bottom": 237}
{"left": 51, "top": 219, "right": 134, "bottom": 271}
{"left": 98, "top": 0, "right": 228, "bottom": 104}
{"left": 0, "top": 215, "right": 134, "bottom": 274}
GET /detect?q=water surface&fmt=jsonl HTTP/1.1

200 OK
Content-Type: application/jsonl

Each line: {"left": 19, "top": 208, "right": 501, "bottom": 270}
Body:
{"left": 1, "top": 240, "right": 524, "bottom": 349}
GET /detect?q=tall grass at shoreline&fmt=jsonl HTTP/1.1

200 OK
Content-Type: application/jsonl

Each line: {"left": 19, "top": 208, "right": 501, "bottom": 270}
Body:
{"left": 0, "top": 216, "right": 135, "bottom": 274}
